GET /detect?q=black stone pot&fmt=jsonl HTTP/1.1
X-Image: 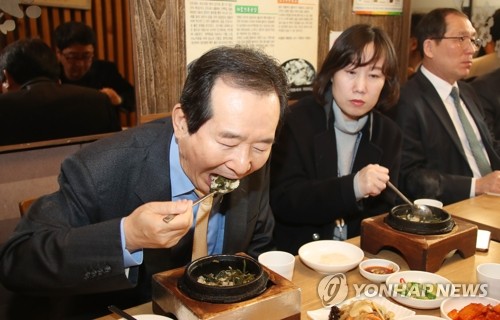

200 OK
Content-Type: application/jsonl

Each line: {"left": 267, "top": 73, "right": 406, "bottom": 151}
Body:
{"left": 385, "top": 204, "right": 455, "bottom": 235}
{"left": 178, "top": 254, "right": 269, "bottom": 303}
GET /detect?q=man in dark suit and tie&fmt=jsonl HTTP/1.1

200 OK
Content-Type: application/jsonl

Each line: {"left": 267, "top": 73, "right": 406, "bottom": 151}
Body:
{"left": 0, "top": 46, "right": 288, "bottom": 319}
{"left": 387, "top": 8, "right": 500, "bottom": 205}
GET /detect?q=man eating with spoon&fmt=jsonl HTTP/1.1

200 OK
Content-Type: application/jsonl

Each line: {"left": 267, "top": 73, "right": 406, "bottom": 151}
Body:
{"left": 0, "top": 46, "right": 288, "bottom": 319}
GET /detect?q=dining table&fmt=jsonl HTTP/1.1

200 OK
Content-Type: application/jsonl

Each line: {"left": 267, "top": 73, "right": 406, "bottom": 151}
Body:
{"left": 445, "top": 193, "right": 500, "bottom": 242}
{"left": 97, "top": 195, "right": 500, "bottom": 320}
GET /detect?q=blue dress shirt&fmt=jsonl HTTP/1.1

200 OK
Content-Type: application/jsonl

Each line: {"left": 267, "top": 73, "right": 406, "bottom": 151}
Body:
{"left": 121, "top": 135, "right": 225, "bottom": 268}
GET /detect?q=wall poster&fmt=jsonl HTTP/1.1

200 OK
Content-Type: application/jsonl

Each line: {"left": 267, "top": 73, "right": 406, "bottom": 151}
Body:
{"left": 352, "top": 0, "right": 403, "bottom": 15}
{"left": 185, "top": 0, "right": 319, "bottom": 100}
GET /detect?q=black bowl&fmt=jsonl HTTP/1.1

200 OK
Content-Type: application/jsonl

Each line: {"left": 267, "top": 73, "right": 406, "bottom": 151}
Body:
{"left": 385, "top": 204, "right": 455, "bottom": 235}
{"left": 178, "top": 254, "right": 269, "bottom": 303}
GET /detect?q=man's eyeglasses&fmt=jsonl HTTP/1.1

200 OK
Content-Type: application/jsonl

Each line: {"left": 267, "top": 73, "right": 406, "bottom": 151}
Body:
{"left": 61, "top": 52, "right": 94, "bottom": 63}
{"left": 430, "top": 36, "right": 482, "bottom": 50}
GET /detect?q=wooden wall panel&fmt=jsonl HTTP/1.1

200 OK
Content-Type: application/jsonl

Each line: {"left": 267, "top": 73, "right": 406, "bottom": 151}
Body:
{"left": 0, "top": 0, "right": 134, "bottom": 86}
{"left": 318, "top": 1, "right": 411, "bottom": 85}
{"left": 129, "top": 0, "right": 411, "bottom": 121}
{"left": 129, "top": 0, "right": 186, "bottom": 119}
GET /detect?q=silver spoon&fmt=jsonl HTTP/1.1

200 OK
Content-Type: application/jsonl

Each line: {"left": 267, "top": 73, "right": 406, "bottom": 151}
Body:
{"left": 162, "top": 177, "right": 240, "bottom": 223}
{"left": 386, "top": 181, "right": 433, "bottom": 221}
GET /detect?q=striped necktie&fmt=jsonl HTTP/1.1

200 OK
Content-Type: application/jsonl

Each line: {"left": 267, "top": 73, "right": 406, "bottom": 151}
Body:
{"left": 450, "top": 87, "right": 492, "bottom": 176}
{"left": 191, "top": 191, "right": 214, "bottom": 261}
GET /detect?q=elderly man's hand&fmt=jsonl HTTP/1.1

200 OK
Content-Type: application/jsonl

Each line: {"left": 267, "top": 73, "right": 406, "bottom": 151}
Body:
{"left": 476, "top": 170, "right": 500, "bottom": 196}
{"left": 123, "top": 199, "right": 193, "bottom": 252}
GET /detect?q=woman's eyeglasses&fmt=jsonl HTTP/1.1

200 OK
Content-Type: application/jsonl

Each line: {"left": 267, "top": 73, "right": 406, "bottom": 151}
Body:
{"left": 430, "top": 36, "right": 482, "bottom": 50}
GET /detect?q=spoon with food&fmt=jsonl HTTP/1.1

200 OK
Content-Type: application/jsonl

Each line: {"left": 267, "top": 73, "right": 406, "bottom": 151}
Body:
{"left": 163, "top": 175, "right": 240, "bottom": 223}
{"left": 386, "top": 181, "right": 433, "bottom": 222}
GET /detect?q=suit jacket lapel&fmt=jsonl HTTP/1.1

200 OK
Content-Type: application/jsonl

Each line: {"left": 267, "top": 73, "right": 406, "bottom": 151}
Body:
{"left": 221, "top": 177, "right": 251, "bottom": 254}
{"left": 458, "top": 84, "right": 491, "bottom": 143}
{"left": 415, "top": 72, "right": 468, "bottom": 161}
{"left": 459, "top": 83, "right": 500, "bottom": 168}
{"left": 314, "top": 129, "right": 338, "bottom": 178}
{"left": 134, "top": 121, "right": 173, "bottom": 204}
{"left": 352, "top": 117, "right": 383, "bottom": 172}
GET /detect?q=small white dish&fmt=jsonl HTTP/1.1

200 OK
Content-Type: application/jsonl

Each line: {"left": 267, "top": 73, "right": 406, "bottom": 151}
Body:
{"left": 307, "top": 294, "right": 415, "bottom": 320}
{"left": 359, "top": 258, "right": 400, "bottom": 283}
{"left": 440, "top": 296, "right": 500, "bottom": 319}
{"left": 414, "top": 198, "right": 443, "bottom": 209}
{"left": 298, "top": 240, "right": 364, "bottom": 274}
{"left": 477, "top": 263, "right": 500, "bottom": 299}
{"left": 119, "top": 315, "right": 173, "bottom": 320}
{"left": 400, "top": 316, "right": 445, "bottom": 320}
{"left": 258, "top": 250, "right": 295, "bottom": 281}
{"left": 386, "top": 270, "right": 453, "bottom": 309}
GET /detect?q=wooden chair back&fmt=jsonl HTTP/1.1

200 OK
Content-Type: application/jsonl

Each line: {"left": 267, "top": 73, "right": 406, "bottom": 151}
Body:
{"left": 18, "top": 198, "right": 37, "bottom": 217}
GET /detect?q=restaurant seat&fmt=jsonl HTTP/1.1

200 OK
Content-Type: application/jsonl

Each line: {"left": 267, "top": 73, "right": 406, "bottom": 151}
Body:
{"left": 18, "top": 198, "right": 37, "bottom": 216}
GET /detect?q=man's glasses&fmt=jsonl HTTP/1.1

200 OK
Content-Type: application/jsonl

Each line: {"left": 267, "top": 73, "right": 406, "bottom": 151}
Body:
{"left": 430, "top": 36, "right": 482, "bottom": 50}
{"left": 61, "top": 52, "right": 94, "bottom": 63}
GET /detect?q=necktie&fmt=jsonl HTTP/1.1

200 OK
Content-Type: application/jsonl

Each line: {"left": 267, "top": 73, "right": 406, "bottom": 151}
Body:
{"left": 191, "top": 191, "right": 214, "bottom": 261}
{"left": 450, "top": 87, "right": 492, "bottom": 176}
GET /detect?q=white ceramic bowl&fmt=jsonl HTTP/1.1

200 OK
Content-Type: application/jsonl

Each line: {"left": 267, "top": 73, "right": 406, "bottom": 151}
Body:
{"left": 298, "top": 240, "right": 364, "bottom": 274}
{"left": 359, "top": 258, "right": 400, "bottom": 283}
{"left": 440, "top": 296, "right": 500, "bottom": 319}
{"left": 385, "top": 270, "right": 453, "bottom": 309}
{"left": 477, "top": 263, "right": 500, "bottom": 300}
{"left": 118, "top": 315, "right": 173, "bottom": 320}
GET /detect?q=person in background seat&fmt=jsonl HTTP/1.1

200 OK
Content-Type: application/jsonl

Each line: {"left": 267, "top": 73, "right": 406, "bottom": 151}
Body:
{"left": 54, "top": 21, "right": 135, "bottom": 115}
{"left": 471, "top": 9, "right": 500, "bottom": 141}
{"left": 470, "top": 68, "right": 500, "bottom": 141}
{"left": 408, "top": 13, "right": 425, "bottom": 77}
{"left": 0, "top": 38, "right": 121, "bottom": 146}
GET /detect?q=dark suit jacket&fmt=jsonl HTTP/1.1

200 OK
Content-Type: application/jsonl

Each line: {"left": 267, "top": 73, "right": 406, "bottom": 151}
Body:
{"left": 0, "top": 118, "right": 274, "bottom": 318}
{"left": 270, "top": 94, "right": 402, "bottom": 254}
{"left": 0, "top": 78, "right": 121, "bottom": 146}
{"left": 387, "top": 69, "right": 500, "bottom": 205}
{"left": 470, "top": 68, "right": 500, "bottom": 141}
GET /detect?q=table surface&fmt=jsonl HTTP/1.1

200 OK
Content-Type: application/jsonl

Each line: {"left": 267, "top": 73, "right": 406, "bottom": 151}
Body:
{"left": 97, "top": 195, "right": 500, "bottom": 320}
{"left": 445, "top": 193, "right": 500, "bottom": 241}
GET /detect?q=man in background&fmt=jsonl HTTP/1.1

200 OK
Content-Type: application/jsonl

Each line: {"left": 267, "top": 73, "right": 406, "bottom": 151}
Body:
{"left": 407, "top": 13, "right": 424, "bottom": 77}
{"left": 387, "top": 8, "right": 500, "bottom": 204}
{"left": 471, "top": 9, "right": 500, "bottom": 140}
{"left": 54, "top": 21, "right": 135, "bottom": 114}
{"left": 466, "top": 9, "right": 500, "bottom": 80}
{"left": 470, "top": 68, "right": 500, "bottom": 140}
{"left": 0, "top": 38, "right": 121, "bottom": 146}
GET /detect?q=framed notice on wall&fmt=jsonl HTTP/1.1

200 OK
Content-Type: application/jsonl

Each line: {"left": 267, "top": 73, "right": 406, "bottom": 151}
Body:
{"left": 32, "top": 0, "right": 91, "bottom": 10}
{"left": 185, "top": 0, "right": 319, "bottom": 100}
